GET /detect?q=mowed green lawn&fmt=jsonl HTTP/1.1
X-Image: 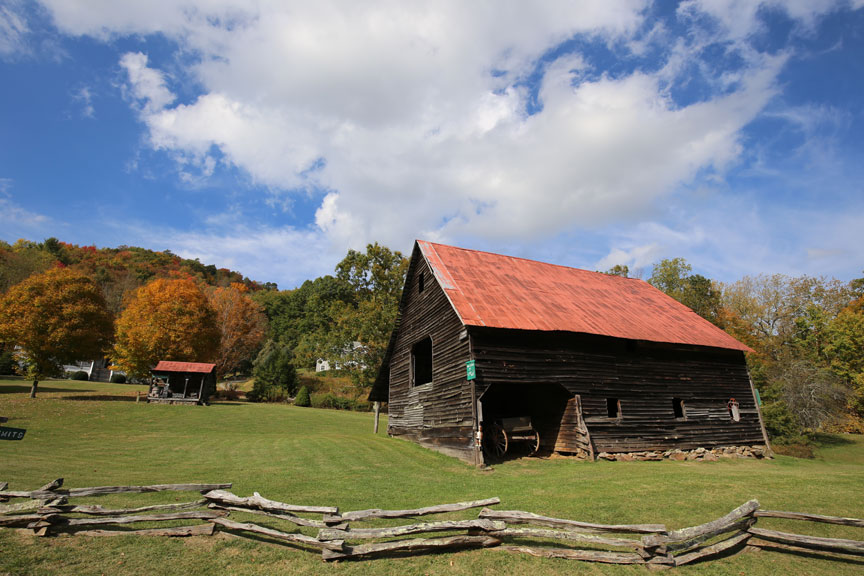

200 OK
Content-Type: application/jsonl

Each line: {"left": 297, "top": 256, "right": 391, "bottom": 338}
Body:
{"left": 1, "top": 378, "right": 863, "bottom": 575}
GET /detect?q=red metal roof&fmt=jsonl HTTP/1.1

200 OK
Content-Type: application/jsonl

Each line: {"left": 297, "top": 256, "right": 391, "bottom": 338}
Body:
{"left": 152, "top": 361, "right": 216, "bottom": 374}
{"left": 418, "top": 240, "right": 751, "bottom": 352}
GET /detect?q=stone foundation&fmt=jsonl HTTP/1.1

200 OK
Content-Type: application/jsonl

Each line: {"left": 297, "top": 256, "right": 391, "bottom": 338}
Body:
{"left": 596, "top": 445, "right": 771, "bottom": 462}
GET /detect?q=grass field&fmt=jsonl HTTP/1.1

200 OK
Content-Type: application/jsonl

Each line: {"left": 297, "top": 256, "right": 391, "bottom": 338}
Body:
{"left": 2, "top": 378, "right": 864, "bottom": 575}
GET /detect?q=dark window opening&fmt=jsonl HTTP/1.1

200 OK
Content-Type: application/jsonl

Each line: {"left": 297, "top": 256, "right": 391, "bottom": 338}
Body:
{"left": 625, "top": 340, "right": 637, "bottom": 353}
{"left": 673, "top": 398, "right": 686, "bottom": 419}
{"left": 418, "top": 272, "right": 425, "bottom": 293}
{"left": 606, "top": 398, "right": 621, "bottom": 419}
{"left": 411, "top": 337, "right": 433, "bottom": 386}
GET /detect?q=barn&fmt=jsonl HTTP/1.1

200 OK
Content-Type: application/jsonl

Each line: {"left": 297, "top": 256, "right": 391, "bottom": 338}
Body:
{"left": 370, "top": 241, "right": 770, "bottom": 465}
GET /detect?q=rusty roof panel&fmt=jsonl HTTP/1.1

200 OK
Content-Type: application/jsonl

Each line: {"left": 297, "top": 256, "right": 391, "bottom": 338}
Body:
{"left": 417, "top": 240, "right": 751, "bottom": 352}
{"left": 152, "top": 361, "right": 216, "bottom": 374}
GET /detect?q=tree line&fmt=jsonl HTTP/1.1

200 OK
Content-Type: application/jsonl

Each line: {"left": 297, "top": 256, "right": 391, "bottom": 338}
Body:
{"left": 1, "top": 237, "right": 862, "bottom": 444}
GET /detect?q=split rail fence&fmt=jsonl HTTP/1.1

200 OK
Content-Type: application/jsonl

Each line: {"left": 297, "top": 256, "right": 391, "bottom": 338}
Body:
{"left": 1, "top": 479, "right": 863, "bottom": 568}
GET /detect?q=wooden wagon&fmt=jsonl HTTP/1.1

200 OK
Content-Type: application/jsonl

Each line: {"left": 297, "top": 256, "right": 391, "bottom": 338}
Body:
{"left": 482, "top": 416, "right": 540, "bottom": 458}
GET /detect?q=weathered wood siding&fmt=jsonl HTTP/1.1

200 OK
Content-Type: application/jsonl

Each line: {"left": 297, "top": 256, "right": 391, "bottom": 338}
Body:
{"left": 472, "top": 329, "right": 764, "bottom": 453}
{"left": 387, "top": 253, "right": 474, "bottom": 461}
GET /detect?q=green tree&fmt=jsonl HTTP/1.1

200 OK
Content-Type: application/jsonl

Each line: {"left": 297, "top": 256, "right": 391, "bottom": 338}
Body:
{"left": 0, "top": 268, "right": 113, "bottom": 397}
{"left": 250, "top": 340, "right": 298, "bottom": 401}
{"left": 603, "top": 264, "right": 630, "bottom": 277}
{"left": 649, "top": 258, "right": 723, "bottom": 325}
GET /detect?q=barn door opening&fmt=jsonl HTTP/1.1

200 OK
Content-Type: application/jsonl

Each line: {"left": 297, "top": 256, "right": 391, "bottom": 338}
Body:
{"left": 479, "top": 383, "right": 592, "bottom": 462}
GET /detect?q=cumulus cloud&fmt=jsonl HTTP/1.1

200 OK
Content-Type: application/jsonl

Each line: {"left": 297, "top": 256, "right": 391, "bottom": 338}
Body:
{"left": 38, "top": 0, "right": 864, "bottom": 272}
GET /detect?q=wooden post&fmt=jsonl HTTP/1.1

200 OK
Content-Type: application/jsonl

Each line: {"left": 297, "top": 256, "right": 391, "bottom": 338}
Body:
{"left": 373, "top": 401, "right": 380, "bottom": 434}
{"left": 747, "top": 372, "right": 773, "bottom": 456}
{"left": 197, "top": 377, "right": 205, "bottom": 404}
{"left": 135, "top": 391, "right": 140, "bottom": 403}
{"left": 182, "top": 377, "right": 189, "bottom": 399}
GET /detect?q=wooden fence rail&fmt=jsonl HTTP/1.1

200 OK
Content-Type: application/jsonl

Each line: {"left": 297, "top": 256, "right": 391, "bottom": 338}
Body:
{"left": 1, "top": 478, "right": 863, "bottom": 568}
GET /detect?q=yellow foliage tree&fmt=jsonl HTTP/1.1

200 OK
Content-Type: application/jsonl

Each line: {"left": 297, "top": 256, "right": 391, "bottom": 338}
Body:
{"left": 113, "top": 277, "right": 219, "bottom": 379}
{"left": 0, "top": 267, "right": 113, "bottom": 397}
{"left": 209, "top": 283, "right": 267, "bottom": 378}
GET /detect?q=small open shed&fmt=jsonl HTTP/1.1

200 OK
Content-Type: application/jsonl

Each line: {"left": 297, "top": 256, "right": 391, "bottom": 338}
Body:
{"left": 148, "top": 361, "right": 216, "bottom": 405}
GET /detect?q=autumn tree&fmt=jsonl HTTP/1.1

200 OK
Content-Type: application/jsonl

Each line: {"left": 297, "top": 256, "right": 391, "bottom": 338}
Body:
{"left": 0, "top": 267, "right": 113, "bottom": 397}
{"left": 113, "top": 277, "right": 219, "bottom": 379}
{"left": 209, "top": 283, "right": 268, "bottom": 378}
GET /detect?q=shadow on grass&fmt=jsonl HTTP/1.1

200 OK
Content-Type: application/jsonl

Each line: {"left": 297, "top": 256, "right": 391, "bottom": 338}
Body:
{"left": 0, "top": 385, "right": 96, "bottom": 395}
{"left": 752, "top": 544, "right": 864, "bottom": 566}
{"left": 811, "top": 433, "right": 856, "bottom": 448}
{"left": 61, "top": 395, "right": 138, "bottom": 402}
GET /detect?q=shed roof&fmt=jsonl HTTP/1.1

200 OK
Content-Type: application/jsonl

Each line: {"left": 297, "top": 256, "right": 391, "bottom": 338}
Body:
{"left": 152, "top": 361, "right": 216, "bottom": 374}
{"left": 418, "top": 240, "right": 751, "bottom": 353}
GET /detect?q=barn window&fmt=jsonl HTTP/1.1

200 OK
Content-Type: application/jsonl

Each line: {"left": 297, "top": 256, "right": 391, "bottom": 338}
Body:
{"left": 411, "top": 337, "right": 433, "bottom": 386}
{"left": 673, "top": 398, "right": 686, "bottom": 419}
{"left": 606, "top": 398, "right": 621, "bottom": 419}
{"left": 418, "top": 272, "right": 425, "bottom": 293}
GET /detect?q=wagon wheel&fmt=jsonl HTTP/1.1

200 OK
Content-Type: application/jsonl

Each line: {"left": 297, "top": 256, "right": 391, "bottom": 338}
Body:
{"left": 528, "top": 429, "right": 541, "bottom": 455}
{"left": 483, "top": 423, "right": 508, "bottom": 458}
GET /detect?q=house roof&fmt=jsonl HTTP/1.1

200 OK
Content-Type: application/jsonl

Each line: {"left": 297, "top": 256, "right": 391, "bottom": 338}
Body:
{"left": 152, "top": 361, "right": 216, "bottom": 374}
{"left": 418, "top": 240, "right": 751, "bottom": 353}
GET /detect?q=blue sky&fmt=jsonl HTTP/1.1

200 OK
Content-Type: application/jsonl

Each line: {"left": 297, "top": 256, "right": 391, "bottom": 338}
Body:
{"left": 1, "top": 1, "right": 862, "bottom": 288}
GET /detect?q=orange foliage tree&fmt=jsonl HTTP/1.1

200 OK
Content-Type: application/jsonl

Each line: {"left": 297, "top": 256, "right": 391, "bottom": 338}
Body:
{"left": 208, "top": 283, "right": 267, "bottom": 378}
{"left": 0, "top": 267, "right": 113, "bottom": 397}
{"left": 113, "top": 278, "right": 219, "bottom": 379}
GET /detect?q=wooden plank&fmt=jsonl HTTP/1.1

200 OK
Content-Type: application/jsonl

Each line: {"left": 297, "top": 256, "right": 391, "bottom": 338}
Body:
{"left": 479, "top": 508, "right": 667, "bottom": 535}
{"left": 4, "top": 482, "right": 233, "bottom": 499}
{"left": 331, "top": 497, "right": 500, "bottom": 523}
{"left": 0, "top": 513, "right": 46, "bottom": 527}
{"left": 34, "top": 510, "right": 225, "bottom": 529}
{"left": 74, "top": 523, "right": 216, "bottom": 537}
{"left": 485, "top": 527, "right": 645, "bottom": 550}
{"left": 497, "top": 545, "right": 644, "bottom": 564}
{"left": 673, "top": 531, "right": 751, "bottom": 566}
{"left": 643, "top": 500, "right": 759, "bottom": 548}
{"left": 0, "top": 499, "right": 52, "bottom": 515}
{"left": 318, "top": 519, "right": 505, "bottom": 541}
{"left": 203, "top": 489, "right": 338, "bottom": 515}
{"left": 322, "top": 535, "right": 500, "bottom": 561}
{"left": 42, "top": 499, "right": 207, "bottom": 516}
{"left": 207, "top": 503, "right": 332, "bottom": 529}
{"left": 666, "top": 518, "right": 753, "bottom": 553}
{"left": 210, "top": 517, "right": 344, "bottom": 551}
{"left": 755, "top": 510, "right": 864, "bottom": 528}
{"left": 37, "top": 479, "right": 63, "bottom": 492}
{"left": 748, "top": 527, "right": 864, "bottom": 556}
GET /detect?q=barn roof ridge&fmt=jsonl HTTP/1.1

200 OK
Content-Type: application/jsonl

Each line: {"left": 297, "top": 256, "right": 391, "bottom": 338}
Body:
{"left": 418, "top": 239, "right": 643, "bottom": 280}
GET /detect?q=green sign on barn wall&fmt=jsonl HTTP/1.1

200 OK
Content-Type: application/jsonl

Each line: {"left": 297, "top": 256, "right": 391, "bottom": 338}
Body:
{"left": 466, "top": 360, "right": 476, "bottom": 381}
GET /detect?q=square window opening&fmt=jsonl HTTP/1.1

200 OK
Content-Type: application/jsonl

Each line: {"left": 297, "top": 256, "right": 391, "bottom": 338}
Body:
{"left": 606, "top": 398, "right": 621, "bottom": 419}
{"left": 411, "top": 337, "right": 433, "bottom": 387}
{"left": 673, "top": 398, "right": 686, "bottom": 419}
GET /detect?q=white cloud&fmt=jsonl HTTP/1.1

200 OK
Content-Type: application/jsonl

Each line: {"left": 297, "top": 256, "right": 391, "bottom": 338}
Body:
{"left": 36, "top": 1, "right": 864, "bottom": 280}
{"left": 119, "top": 52, "right": 176, "bottom": 114}
{"left": 0, "top": 179, "right": 51, "bottom": 229}
{"left": 0, "top": 1, "right": 29, "bottom": 57}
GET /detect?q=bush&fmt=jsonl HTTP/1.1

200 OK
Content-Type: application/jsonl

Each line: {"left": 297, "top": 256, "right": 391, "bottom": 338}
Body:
{"left": 309, "top": 392, "right": 372, "bottom": 412}
{"left": 110, "top": 373, "right": 127, "bottom": 384}
{"left": 295, "top": 385, "right": 311, "bottom": 407}
{"left": 71, "top": 370, "right": 89, "bottom": 381}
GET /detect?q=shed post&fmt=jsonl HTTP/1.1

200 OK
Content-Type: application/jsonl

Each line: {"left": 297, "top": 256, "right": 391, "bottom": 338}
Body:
{"left": 748, "top": 372, "right": 773, "bottom": 457}
{"left": 373, "top": 401, "right": 380, "bottom": 434}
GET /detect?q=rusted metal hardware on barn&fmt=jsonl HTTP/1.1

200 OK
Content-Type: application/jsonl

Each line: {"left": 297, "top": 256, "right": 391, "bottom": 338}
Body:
{"left": 2, "top": 478, "right": 863, "bottom": 568}
{"left": 371, "top": 240, "right": 771, "bottom": 465}
{"left": 147, "top": 361, "right": 216, "bottom": 405}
